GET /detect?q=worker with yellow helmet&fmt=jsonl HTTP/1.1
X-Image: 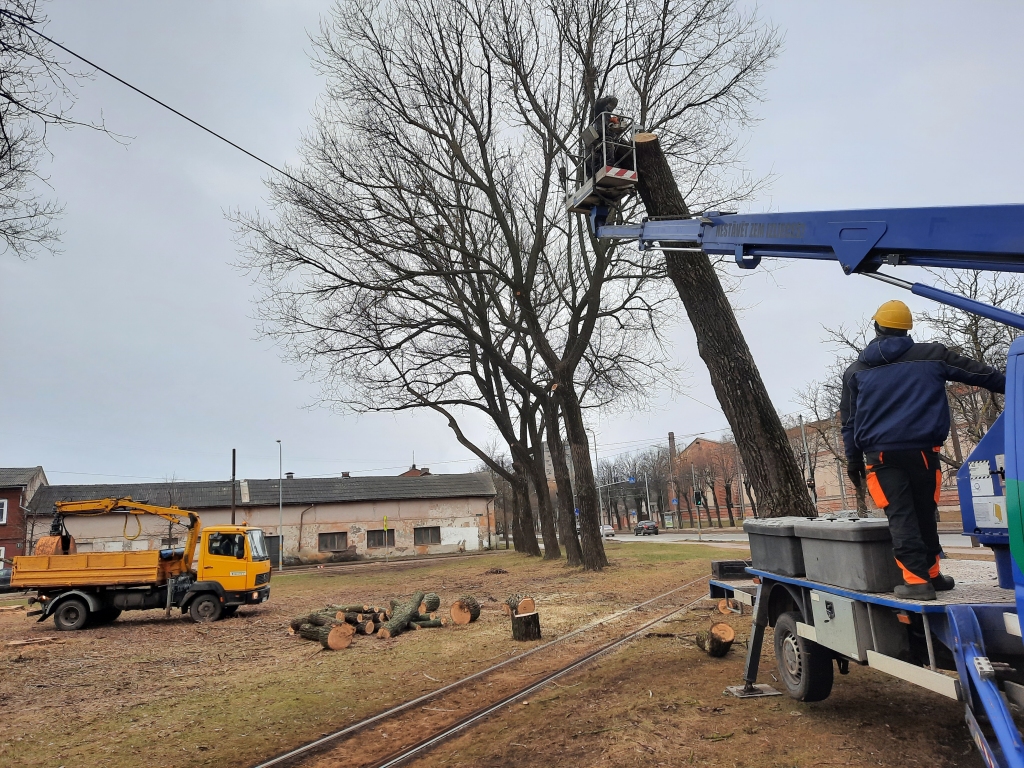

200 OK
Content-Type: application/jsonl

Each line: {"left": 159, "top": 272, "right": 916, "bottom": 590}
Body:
{"left": 840, "top": 300, "right": 1005, "bottom": 600}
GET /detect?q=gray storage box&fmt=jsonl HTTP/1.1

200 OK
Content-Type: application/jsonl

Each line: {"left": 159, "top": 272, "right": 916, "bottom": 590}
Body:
{"left": 793, "top": 518, "right": 903, "bottom": 592}
{"left": 743, "top": 517, "right": 813, "bottom": 577}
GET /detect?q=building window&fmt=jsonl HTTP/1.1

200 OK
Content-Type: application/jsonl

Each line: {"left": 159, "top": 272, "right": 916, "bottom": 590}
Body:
{"left": 0, "top": 498, "right": 6, "bottom": 525}
{"left": 318, "top": 532, "right": 348, "bottom": 552}
{"left": 414, "top": 526, "right": 441, "bottom": 545}
{"left": 366, "top": 529, "right": 395, "bottom": 548}
{"left": 0, "top": 546, "right": 5, "bottom": 562}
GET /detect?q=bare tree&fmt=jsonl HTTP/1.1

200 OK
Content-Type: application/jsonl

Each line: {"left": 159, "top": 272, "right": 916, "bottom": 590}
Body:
{"left": 0, "top": 2, "right": 111, "bottom": 257}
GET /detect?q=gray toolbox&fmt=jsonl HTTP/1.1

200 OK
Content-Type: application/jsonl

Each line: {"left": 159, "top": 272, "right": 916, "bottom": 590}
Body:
{"left": 792, "top": 518, "right": 903, "bottom": 592}
{"left": 743, "top": 517, "right": 812, "bottom": 576}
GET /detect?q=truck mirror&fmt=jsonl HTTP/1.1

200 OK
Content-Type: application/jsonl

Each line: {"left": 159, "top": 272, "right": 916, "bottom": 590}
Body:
{"left": 236, "top": 549, "right": 245, "bottom": 560}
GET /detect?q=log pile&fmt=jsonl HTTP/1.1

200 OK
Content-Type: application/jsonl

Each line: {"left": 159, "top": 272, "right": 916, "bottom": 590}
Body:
{"left": 290, "top": 592, "right": 473, "bottom": 650}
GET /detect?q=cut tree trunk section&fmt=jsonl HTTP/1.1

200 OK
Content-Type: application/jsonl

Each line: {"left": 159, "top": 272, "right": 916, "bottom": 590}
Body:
{"left": 633, "top": 132, "right": 816, "bottom": 520}
{"left": 379, "top": 591, "right": 425, "bottom": 639}
{"left": 450, "top": 595, "right": 481, "bottom": 625}
{"left": 695, "top": 622, "right": 735, "bottom": 657}
{"left": 420, "top": 593, "right": 441, "bottom": 613}
{"left": 298, "top": 622, "right": 355, "bottom": 650}
{"left": 502, "top": 594, "right": 536, "bottom": 617}
{"left": 511, "top": 611, "right": 541, "bottom": 641}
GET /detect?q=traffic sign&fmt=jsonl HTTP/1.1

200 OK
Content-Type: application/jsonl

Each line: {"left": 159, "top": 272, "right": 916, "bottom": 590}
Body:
{"left": 628, "top": 476, "right": 636, "bottom": 484}
{"left": 671, "top": 498, "right": 678, "bottom": 505}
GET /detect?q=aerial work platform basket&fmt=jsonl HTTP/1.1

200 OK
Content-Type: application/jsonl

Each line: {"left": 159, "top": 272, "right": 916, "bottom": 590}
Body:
{"left": 565, "top": 112, "right": 637, "bottom": 214}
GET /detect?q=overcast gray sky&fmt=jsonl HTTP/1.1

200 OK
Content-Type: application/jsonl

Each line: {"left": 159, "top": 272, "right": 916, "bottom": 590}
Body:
{"left": 2, "top": 1, "right": 1022, "bottom": 485}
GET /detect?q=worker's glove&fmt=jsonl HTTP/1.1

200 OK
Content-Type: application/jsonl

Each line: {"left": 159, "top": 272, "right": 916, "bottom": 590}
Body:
{"left": 847, "top": 457, "right": 866, "bottom": 488}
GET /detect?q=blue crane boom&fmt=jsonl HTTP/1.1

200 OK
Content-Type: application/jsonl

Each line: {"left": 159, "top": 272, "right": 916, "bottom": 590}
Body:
{"left": 592, "top": 203, "right": 1024, "bottom": 330}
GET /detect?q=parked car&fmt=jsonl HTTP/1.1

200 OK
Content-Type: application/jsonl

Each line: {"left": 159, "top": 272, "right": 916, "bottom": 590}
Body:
{"left": 600, "top": 525, "right": 615, "bottom": 538}
{"left": 0, "top": 567, "right": 14, "bottom": 594}
{"left": 634, "top": 520, "right": 659, "bottom": 536}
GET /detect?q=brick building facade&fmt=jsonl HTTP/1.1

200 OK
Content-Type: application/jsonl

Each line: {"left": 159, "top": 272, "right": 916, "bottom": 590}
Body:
{"left": 0, "top": 467, "right": 48, "bottom": 562}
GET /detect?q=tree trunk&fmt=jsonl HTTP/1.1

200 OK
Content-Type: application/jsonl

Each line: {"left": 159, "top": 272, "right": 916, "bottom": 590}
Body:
{"left": 724, "top": 483, "right": 736, "bottom": 526}
{"left": 543, "top": 398, "right": 584, "bottom": 566}
{"left": 744, "top": 478, "right": 758, "bottom": 518}
{"left": 298, "top": 622, "right": 355, "bottom": 650}
{"left": 502, "top": 594, "right": 536, "bottom": 616}
{"left": 511, "top": 464, "right": 542, "bottom": 556}
{"left": 556, "top": 383, "right": 608, "bottom": 569}
{"left": 710, "top": 484, "right": 724, "bottom": 527}
{"left": 519, "top": 441, "right": 561, "bottom": 560}
{"left": 634, "top": 133, "right": 816, "bottom": 519}
{"left": 683, "top": 492, "right": 695, "bottom": 528}
{"left": 511, "top": 611, "right": 542, "bottom": 641}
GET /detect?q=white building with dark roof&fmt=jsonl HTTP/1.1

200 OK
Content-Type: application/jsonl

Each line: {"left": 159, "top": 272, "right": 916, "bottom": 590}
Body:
{"left": 28, "top": 472, "right": 496, "bottom": 565}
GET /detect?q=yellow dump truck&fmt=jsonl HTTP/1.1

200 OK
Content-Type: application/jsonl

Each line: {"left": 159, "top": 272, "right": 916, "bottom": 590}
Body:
{"left": 11, "top": 497, "right": 272, "bottom": 631}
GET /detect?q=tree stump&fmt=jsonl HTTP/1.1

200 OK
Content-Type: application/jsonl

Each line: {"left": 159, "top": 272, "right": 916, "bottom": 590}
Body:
{"left": 450, "top": 595, "right": 481, "bottom": 625}
{"left": 511, "top": 611, "right": 541, "bottom": 641}
{"left": 420, "top": 593, "right": 441, "bottom": 613}
{"left": 695, "top": 622, "right": 735, "bottom": 657}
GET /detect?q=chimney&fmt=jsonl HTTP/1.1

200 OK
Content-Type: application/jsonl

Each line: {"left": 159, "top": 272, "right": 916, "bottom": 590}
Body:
{"left": 285, "top": 472, "right": 294, "bottom": 480}
{"left": 420, "top": 467, "right": 431, "bottom": 475}
{"left": 341, "top": 472, "right": 350, "bottom": 478}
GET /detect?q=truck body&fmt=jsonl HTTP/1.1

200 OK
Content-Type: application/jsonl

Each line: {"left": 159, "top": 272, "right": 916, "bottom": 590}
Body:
{"left": 11, "top": 498, "right": 272, "bottom": 630}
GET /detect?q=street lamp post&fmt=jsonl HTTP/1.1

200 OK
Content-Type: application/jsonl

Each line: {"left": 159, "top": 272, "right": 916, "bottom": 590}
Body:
{"left": 276, "top": 440, "right": 283, "bottom": 571}
{"left": 589, "top": 428, "right": 607, "bottom": 526}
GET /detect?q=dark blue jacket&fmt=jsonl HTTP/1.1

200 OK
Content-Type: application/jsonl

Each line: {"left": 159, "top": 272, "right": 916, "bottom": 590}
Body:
{"left": 840, "top": 335, "right": 1005, "bottom": 460}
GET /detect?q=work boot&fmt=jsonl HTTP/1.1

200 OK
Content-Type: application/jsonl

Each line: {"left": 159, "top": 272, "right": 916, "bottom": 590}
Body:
{"left": 931, "top": 573, "right": 955, "bottom": 591}
{"left": 894, "top": 581, "right": 937, "bottom": 601}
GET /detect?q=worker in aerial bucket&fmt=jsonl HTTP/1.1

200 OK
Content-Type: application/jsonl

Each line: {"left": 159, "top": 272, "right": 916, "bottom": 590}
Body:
{"left": 840, "top": 300, "right": 1005, "bottom": 600}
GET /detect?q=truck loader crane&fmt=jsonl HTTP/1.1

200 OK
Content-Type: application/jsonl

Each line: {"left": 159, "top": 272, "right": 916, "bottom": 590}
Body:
{"left": 11, "top": 497, "right": 272, "bottom": 630}
{"left": 568, "top": 113, "right": 1024, "bottom": 766}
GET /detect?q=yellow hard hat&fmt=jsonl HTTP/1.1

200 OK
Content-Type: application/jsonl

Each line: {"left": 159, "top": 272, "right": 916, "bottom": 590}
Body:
{"left": 873, "top": 300, "right": 913, "bottom": 330}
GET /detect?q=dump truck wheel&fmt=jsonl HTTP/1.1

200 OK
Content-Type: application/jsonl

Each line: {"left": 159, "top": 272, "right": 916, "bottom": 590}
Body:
{"left": 189, "top": 594, "right": 222, "bottom": 623}
{"left": 53, "top": 597, "right": 90, "bottom": 631}
{"left": 774, "top": 611, "right": 833, "bottom": 702}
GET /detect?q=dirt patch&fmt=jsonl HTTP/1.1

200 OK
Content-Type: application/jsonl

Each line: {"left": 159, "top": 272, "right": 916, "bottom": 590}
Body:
{"left": 0, "top": 542, "right": 730, "bottom": 768}
{"left": 409, "top": 604, "right": 982, "bottom": 768}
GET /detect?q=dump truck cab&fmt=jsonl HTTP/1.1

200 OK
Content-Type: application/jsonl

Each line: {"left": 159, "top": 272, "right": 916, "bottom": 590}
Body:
{"left": 183, "top": 525, "right": 272, "bottom": 619}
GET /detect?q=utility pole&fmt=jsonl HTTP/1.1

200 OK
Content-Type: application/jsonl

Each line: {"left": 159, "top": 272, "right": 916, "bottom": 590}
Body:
{"left": 277, "top": 440, "right": 283, "bottom": 571}
{"left": 590, "top": 428, "right": 606, "bottom": 526}
{"left": 691, "top": 462, "right": 703, "bottom": 542}
{"left": 230, "top": 448, "right": 236, "bottom": 525}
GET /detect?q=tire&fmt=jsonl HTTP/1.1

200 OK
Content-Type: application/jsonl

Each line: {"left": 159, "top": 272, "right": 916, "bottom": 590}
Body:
{"left": 188, "top": 594, "right": 223, "bottom": 623}
{"left": 654, "top": 530, "right": 659, "bottom": 535}
{"left": 53, "top": 597, "right": 90, "bottom": 631}
{"left": 774, "top": 611, "right": 833, "bottom": 702}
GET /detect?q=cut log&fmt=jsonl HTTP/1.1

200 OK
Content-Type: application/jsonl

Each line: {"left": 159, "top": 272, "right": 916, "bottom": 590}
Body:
{"left": 411, "top": 618, "right": 444, "bottom": 629}
{"left": 717, "top": 598, "right": 741, "bottom": 615}
{"left": 355, "top": 619, "right": 376, "bottom": 635}
{"left": 6, "top": 636, "right": 56, "bottom": 647}
{"left": 503, "top": 594, "right": 536, "bottom": 617}
{"left": 450, "top": 595, "right": 481, "bottom": 625}
{"left": 298, "top": 622, "right": 354, "bottom": 650}
{"left": 420, "top": 592, "right": 441, "bottom": 613}
{"left": 511, "top": 611, "right": 541, "bottom": 641}
{"left": 335, "top": 604, "right": 370, "bottom": 613}
{"left": 378, "top": 591, "right": 425, "bottom": 640}
{"left": 695, "top": 622, "right": 735, "bottom": 657}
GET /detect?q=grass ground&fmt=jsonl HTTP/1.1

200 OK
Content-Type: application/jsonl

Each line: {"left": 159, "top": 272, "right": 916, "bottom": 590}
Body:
{"left": 0, "top": 542, "right": 984, "bottom": 768}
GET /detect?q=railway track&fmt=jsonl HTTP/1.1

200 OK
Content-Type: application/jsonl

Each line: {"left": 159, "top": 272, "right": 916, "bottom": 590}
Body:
{"left": 253, "top": 575, "right": 712, "bottom": 768}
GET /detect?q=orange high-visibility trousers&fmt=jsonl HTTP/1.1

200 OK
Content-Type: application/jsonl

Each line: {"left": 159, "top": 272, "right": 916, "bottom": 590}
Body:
{"left": 864, "top": 448, "right": 943, "bottom": 585}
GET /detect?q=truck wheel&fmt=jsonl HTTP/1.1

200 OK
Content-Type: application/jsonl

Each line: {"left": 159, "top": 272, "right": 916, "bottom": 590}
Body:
{"left": 774, "top": 611, "right": 833, "bottom": 702}
{"left": 53, "top": 597, "right": 90, "bottom": 631}
{"left": 189, "top": 594, "right": 222, "bottom": 623}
